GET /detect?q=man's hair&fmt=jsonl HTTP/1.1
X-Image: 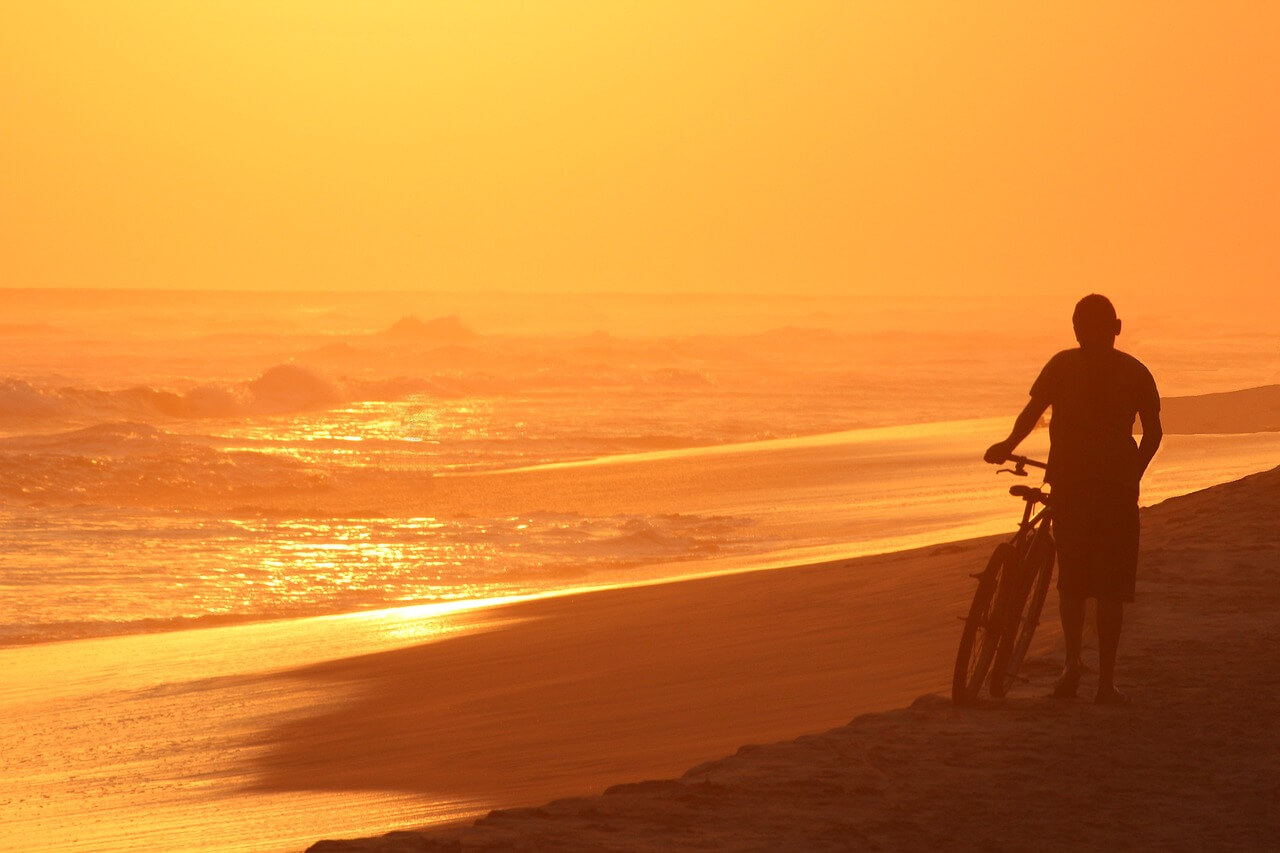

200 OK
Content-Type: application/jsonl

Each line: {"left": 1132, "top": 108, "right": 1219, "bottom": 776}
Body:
{"left": 1073, "top": 293, "right": 1118, "bottom": 334}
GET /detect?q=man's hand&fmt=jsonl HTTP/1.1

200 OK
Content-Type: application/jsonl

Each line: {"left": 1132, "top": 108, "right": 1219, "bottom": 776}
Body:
{"left": 984, "top": 441, "right": 1013, "bottom": 465}
{"left": 985, "top": 400, "right": 1047, "bottom": 466}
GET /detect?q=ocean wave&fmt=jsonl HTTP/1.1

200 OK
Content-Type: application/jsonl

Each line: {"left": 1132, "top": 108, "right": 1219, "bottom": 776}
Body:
{"left": 0, "top": 422, "right": 329, "bottom": 503}
{"left": 2, "top": 361, "right": 714, "bottom": 429}
{"left": 378, "top": 315, "right": 478, "bottom": 343}
{"left": 8, "top": 421, "right": 173, "bottom": 454}
{"left": 0, "top": 363, "right": 512, "bottom": 425}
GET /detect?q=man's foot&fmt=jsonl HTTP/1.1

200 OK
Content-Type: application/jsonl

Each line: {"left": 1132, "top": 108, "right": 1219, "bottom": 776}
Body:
{"left": 1050, "top": 664, "right": 1083, "bottom": 699}
{"left": 1095, "top": 685, "right": 1130, "bottom": 705}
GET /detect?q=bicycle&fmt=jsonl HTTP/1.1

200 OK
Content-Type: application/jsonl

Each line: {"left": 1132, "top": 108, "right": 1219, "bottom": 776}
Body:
{"left": 952, "top": 454, "right": 1056, "bottom": 705}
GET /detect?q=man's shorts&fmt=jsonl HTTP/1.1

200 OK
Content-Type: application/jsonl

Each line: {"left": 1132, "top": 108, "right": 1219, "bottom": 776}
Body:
{"left": 1051, "top": 482, "right": 1140, "bottom": 603}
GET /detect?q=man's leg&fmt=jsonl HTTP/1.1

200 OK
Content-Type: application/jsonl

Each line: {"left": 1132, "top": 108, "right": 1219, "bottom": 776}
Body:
{"left": 1054, "top": 592, "right": 1086, "bottom": 696}
{"left": 1096, "top": 597, "right": 1126, "bottom": 703}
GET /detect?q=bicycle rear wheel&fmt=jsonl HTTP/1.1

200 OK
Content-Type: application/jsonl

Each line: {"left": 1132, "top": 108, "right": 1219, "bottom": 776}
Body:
{"left": 952, "top": 543, "right": 1014, "bottom": 706}
{"left": 989, "top": 529, "right": 1055, "bottom": 697}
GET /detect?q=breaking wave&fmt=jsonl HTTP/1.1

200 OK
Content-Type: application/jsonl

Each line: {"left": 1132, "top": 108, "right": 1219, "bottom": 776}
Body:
{"left": 0, "top": 364, "right": 507, "bottom": 426}
{"left": 0, "top": 422, "right": 331, "bottom": 504}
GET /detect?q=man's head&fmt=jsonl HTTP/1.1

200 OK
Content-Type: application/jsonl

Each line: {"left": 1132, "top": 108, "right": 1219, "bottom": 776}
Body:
{"left": 1072, "top": 294, "right": 1121, "bottom": 350}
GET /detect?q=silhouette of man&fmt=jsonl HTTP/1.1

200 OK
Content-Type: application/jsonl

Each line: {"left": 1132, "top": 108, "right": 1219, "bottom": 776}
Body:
{"left": 985, "top": 294, "right": 1161, "bottom": 704}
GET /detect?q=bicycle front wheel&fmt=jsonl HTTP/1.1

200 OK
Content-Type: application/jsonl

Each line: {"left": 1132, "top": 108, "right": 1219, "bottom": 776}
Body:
{"left": 952, "top": 543, "right": 1014, "bottom": 706}
{"left": 989, "top": 529, "right": 1055, "bottom": 698}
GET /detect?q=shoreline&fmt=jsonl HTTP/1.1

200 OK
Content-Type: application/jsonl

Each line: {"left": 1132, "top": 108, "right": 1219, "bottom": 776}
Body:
{"left": 3, "top": 466, "right": 1277, "bottom": 851}
{"left": 242, "top": 534, "right": 1030, "bottom": 850}
{"left": 296, "top": 465, "right": 1280, "bottom": 852}
{"left": 2, "top": 526, "right": 1011, "bottom": 852}
{"left": 8, "top": 424, "right": 1280, "bottom": 652}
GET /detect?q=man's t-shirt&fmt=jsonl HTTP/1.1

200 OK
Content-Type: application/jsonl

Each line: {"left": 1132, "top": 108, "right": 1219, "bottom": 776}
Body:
{"left": 1030, "top": 347, "right": 1159, "bottom": 490}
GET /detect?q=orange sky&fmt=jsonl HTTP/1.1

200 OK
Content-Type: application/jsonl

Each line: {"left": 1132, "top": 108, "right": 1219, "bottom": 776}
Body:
{"left": 2, "top": 2, "right": 1278, "bottom": 315}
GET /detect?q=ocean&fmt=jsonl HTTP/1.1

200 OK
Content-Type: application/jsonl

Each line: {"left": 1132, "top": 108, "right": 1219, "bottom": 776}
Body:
{"left": 2, "top": 289, "right": 1278, "bottom": 648}
{"left": 2, "top": 289, "right": 1280, "bottom": 852}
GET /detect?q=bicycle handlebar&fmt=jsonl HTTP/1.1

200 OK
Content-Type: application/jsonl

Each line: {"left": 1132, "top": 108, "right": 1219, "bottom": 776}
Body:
{"left": 994, "top": 454, "right": 1047, "bottom": 477}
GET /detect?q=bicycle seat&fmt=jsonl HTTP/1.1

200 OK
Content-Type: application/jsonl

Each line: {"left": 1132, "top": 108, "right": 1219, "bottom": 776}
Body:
{"left": 1009, "top": 485, "right": 1046, "bottom": 502}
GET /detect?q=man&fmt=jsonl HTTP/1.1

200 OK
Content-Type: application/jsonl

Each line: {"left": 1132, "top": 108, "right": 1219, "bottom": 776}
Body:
{"left": 985, "top": 294, "right": 1161, "bottom": 705}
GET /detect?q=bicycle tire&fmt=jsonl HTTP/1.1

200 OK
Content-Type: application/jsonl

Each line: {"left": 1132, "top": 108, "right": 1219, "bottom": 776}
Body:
{"left": 952, "top": 543, "right": 1014, "bottom": 705}
{"left": 989, "top": 529, "right": 1055, "bottom": 697}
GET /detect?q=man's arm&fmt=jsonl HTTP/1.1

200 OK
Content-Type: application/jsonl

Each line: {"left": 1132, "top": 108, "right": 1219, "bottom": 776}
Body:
{"left": 984, "top": 398, "right": 1050, "bottom": 464}
{"left": 1137, "top": 407, "right": 1162, "bottom": 478}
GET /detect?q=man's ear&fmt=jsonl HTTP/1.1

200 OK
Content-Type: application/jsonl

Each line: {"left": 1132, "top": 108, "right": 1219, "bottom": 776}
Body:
{"left": 1114, "top": 318, "right": 1123, "bottom": 337}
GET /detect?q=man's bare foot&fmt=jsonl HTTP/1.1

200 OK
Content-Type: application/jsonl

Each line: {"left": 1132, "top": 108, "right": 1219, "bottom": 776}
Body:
{"left": 1095, "top": 685, "right": 1130, "bottom": 705}
{"left": 1050, "top": 663, "right": 1083, "bottom": 699}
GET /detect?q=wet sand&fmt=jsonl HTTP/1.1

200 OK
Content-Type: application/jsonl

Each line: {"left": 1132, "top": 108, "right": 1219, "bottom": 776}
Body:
{"left": 298, "top": 466, "right": 1280, "bottom": 851}
{"left": 254, "top": 540, "right": 999, "bottom": 805}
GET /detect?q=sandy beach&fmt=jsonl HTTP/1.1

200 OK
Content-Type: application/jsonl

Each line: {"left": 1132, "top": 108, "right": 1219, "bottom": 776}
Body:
{"left": 280, "top": 466, "right": 1280, "bottom": 851}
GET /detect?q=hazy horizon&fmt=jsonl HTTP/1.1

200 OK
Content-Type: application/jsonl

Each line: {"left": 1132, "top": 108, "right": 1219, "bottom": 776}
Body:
{"left": 4, "top": 3, "right": 1279, "bottom": 320}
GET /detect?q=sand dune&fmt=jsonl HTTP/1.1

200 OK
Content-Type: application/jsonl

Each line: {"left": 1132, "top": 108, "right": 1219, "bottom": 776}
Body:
{"left": 292, "top": 467, "right": 1280, "bottom": 851}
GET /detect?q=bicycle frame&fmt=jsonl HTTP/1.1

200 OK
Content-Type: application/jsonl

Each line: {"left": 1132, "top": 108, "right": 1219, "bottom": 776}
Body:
{"left": 1000, "top": 453, "right": 1052, "bottom": 557}
{"left": 988, "top": 456, "right": 1056, "bottom": 696}
{"left": 954, "top": 453, "right": 1056, "bottom": 704}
